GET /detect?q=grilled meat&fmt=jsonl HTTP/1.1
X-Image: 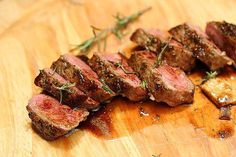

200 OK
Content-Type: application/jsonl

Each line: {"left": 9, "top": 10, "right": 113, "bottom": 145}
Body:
{"left": 129, "top": 51, "right": 195, "bottom": 106}
{"left": 51, "top": 54, "right": 115, "bottom": 103}
{"left": 169, "top": 23, "right": 233, "bottom": 71}
{"left": 34, "top": 68, "right": 99, "bottom": 109}
{"left": 88, "top": 53, "right": 148, "bottom": 101}
{"left": 130, "top": 28, "right": 196, "bottom": 72}
{"left": 26, "top": 94, "right": 89, "bottom": 140}
{"left": 206, "top": 21, "right": 236, "bottom": 67}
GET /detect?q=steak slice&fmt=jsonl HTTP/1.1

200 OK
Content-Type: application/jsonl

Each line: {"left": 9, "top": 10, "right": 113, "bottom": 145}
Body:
{"left": 51, "top": 54, "right": 115, "bottom": 103}
{"left": 34, "top": 68, "right": 99, "bottom": 110}
{"left": 26, "top": 94, "right": 89, "bottom": 140}
{"left": 130, "top": 28, "right": 196, "bottom": 72}
{"left": 88, "top": 53, "right": 148, "bottom": 101}
{"left": 128, "top": 51, "right": 195, "bottom": 106}
{"left": 169, "top": 23, "right": 233, "bottom": 71}
{"left": 206, "top": 21, "right": 236, "bottom": 67}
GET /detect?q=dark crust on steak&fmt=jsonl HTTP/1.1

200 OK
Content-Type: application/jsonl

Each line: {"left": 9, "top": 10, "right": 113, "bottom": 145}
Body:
{"left": 130, "top": 28, "right": 162, "bottom": 52}
{"left": 218, "top": 21, "right": 236, "bottom": 39}
{"left": 88, "top": 53, "right": 148, "bottom": 101}
{"left": 29, "top": 111, "right": 67, "bottom": 140}
{"left": 169, "top": 23, "right": 233, "bottom": 71}
{"left": 130, "top": 28, "right": 196, "bottom": 72}
{"left": 206, "top": 21, "right": 236, "bottom": 67}
{"left": 50, "top": 54, "right": 115, "bottom": 103}
{"left": 34, "top": 68, "right": 99, "bottom": 109}
{"left": 26, "top": 94, "right": 89, "bottom": 140}
{"left": 128, "top": 51, "right": 195, "bottom": 106}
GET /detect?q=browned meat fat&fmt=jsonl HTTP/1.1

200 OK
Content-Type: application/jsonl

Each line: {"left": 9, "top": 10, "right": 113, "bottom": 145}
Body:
{"left": 130, "top": 28, "right": 196, "bottom": 72}
{"left": 34, "top": 68, "right": 99, "bottom": 110}
{"left": 88, "top": 53, "right": 148, "bottom": 101}
{"left": 169, "top": 23, "right": 233, "bottom": 71}
{"left": 200, "top": 78, "right": 236, "bottom": 108}
{"left": 129, "top": 51, "right": 195, "bottom": 106}
{"left": 206, "top": 21, "right": 236, "bottom": 67}
{"left": 26, "top": 94, "right": 89, "bottom": 140}
{"left": 51, "top": 54, "right": 115, "bottom": 103}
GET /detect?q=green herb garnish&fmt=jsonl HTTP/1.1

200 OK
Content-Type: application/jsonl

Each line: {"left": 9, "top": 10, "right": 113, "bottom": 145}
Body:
{"left": 70, "top": 7, "right": 151, "bottom": 54}
{"left": 114, "top": 61, "right": 136, "bottom": 74}
{"left": 55, "top": 82, "right": 76, "bottom": 103}
{"left": 100, "top": 78, "right": 114, "bottom": 94}
{"left": 140, "top": 80, "right": 148, "bottom": 89}
{"left": 152, "top": 154, "right": 161, "bottom": 157}
{"left": 205, "top": 71, "right": 218, "bottom": 80}
{"left": 155, "top": 37, "right": 172, "bottom": 67}
{"left": 200, "top": 71, "right": 218, "bottom": 84}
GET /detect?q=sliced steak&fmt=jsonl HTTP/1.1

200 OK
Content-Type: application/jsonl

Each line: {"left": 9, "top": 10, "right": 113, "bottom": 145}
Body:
{"left": 206, "top": 21, "right": 236, "bottom": 67}
{"left": 169, "top": 23, "right": 233, "bottom": 71}
{"left": 130, "top": 28, "right": 196, "bottom": 72}
{"left": 34, "top": 68, "right": 99, "bottom": 109}
{"left": 51, "top": 54, "right": 115, "bottom": 103}
{"left": 128, "top": 51, "right": 195, "bottom": 106}
{"left": 26, "top": 94, "right": 89, "bottom": 140}
{"left": 88, "top": 53, "right": 148, "bottom": 101}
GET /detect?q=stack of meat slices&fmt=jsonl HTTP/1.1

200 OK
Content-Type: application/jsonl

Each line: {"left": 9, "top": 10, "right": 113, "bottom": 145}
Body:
{"left": 27, "top": 53, "right": 147, "bottom": 140}
{"left": 27, "top": 21, "right": 236, "bottom": 140}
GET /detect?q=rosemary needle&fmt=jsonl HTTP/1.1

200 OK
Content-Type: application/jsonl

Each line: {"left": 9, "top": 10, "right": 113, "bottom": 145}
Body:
{"left": 114, "top": 61, "right": 136, "bottom": 74}
{"left": 155, "top": 36, "right": 172, "bottom": 67}
{"left": 70, "top": 7, "right": 152, "bottom": 54}
{"left": 140, "top": 80, "right": 148, "bottom": 89}
{"left": 55, "top": 82, "right": 76, "bottom": 103}
{"left": 100, "top": 78, "right": 114, "bottom": 94}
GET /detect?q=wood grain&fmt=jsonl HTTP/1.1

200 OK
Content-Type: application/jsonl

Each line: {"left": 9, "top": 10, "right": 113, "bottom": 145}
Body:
{"left": 1, "top": 0, "right": 236, "bottom": 156}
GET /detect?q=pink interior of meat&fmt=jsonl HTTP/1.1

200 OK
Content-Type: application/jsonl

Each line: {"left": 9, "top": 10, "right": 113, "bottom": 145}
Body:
{"left": 44, "top": 68, "right": 67, "bottom": 83}
{"left": 206, "top": 22, "right": 225, "bottom": 48}
{"left": 100, "top": 53, "right": 142, "bottom": 85}
{"left": 156, "top": 64, "right": 189, "bottom": 90}
{"left": 100, "top": 53, "right": 121, "bottom": 62}
{"left": 29, "top": 94, "right": 86, "bottom": 127}
{"left": 64, "top": 54, "right": 99, "bottom": 79}
{"left": 138, "top": 51, "right": 156, "bottom": 64}
{"left": 146, "top": 28, "right": 170, "bottom": 41}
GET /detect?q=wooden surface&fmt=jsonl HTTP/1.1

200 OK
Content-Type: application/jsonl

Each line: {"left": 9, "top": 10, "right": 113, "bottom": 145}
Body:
{"left": 1, "top": 0, "right": 236, "bottom": 156}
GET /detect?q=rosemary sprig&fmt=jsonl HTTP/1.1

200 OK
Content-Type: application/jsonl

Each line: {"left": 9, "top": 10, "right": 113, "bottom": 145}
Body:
{"left": 70, "top": 7, "right": 151, "bottom": 54}
{"left": 155, "top": 37, "right": 172, "bottom": 67}
{"left": 205, "top": 71, "right": 218, "bottom": 80}
{"left": 114, "top": 61, "right": 136, "bottom": 74}
{"left": 140, "top": 80, "right": 148, "bottom": 89}
{"left": 200, "top": 71, "right": 218, "bottom": 84}
{"left": 55, "top": 82, "right": 76, "bottom": 103}
{"left": 100, "top": 78, "right": 114, "bottom": 94}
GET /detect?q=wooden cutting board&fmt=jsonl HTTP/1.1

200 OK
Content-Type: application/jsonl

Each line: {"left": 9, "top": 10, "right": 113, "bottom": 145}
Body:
{"left": 1, "top": 0, "right": 236, "bottom": 156}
